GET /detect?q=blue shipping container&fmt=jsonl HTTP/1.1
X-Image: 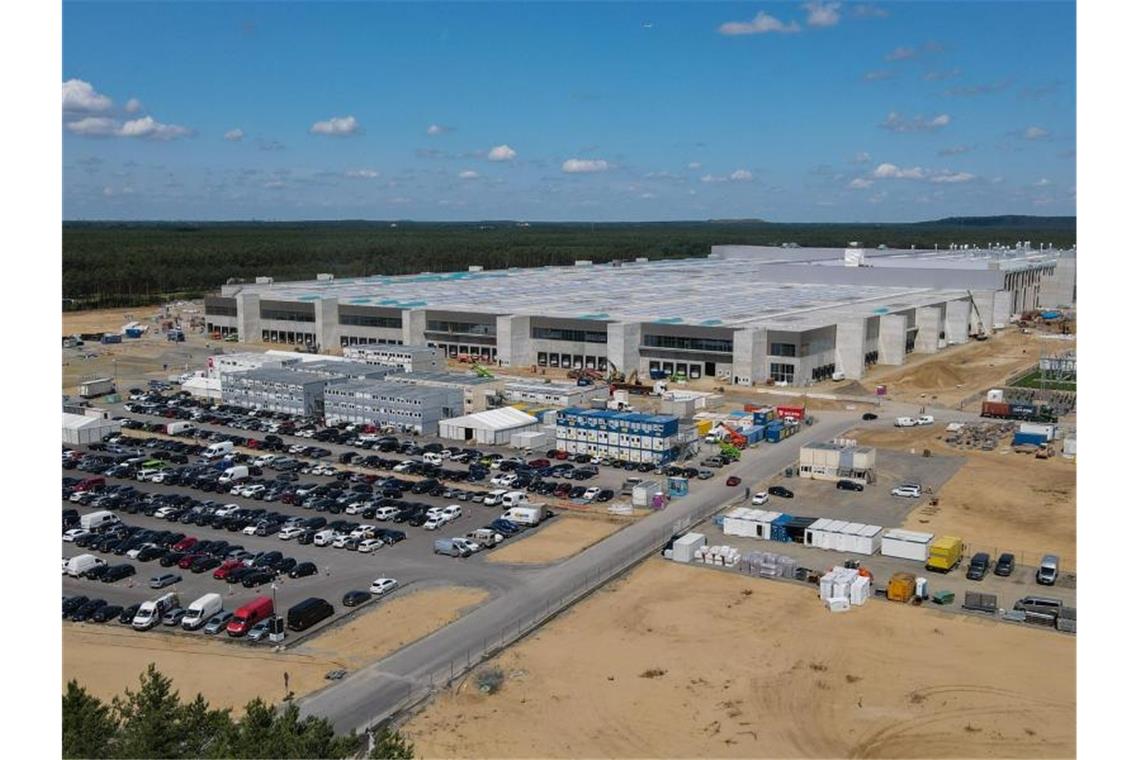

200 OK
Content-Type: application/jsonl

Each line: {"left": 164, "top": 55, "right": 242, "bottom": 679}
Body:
{"left": 1013, "top": 432, "right": 1048, "bottom": 446}
{"left": 100, "top": 334, "right": 122, "bottom": 344}
{"left": 125, "top": 328, "right": 144, "bottom": 338}
{"left": 769, "top": 513, "right": 794, "bottom": 542}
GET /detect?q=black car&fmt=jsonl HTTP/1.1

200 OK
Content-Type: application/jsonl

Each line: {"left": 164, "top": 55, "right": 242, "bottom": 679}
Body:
{"left": 995, "top": 552, "right": 1016, "bottom": 577}
{"left": 91, "top": 604, "right": 123, "bottom": 623}
{"left": 289, "top": 561, "right": 318, "bottom": 579}
{"left": 342, "top": 590, "right": 370, "bottom": 608}
{"left": 861, "top": 412, "right": 879, "bottom": 421}
{"left": 83, "top": 564, "right": 111, "bottom": 581}
{"left": 768, "top": 486, "right": 795, "bottom": 498}
{"left": 966, "top": 552, "right": 991, "bottom": 581}
{"left": 118, "top": 603, "right": 141, "bottom": 624}
{"left": 226, "top": 567, "right": 256, "bottom": 585}
{"left": 296, "top": 530, "right": 316, "bottom": 546}
{"left": 836, "top": 479, "right": 864, "bottom": 492}
{"left": 71, "top": 599, "right": 108, "bottom": 622}
{"left": 102, "top": 564, "right": 137, "bottom": 582}
{"left": 63, "top": 595, "right": 90, "bottom": 617}
{"left": 276, "top": 558, "right": 297, "bottom": 575}
{"left": 242, "top": 569, "right": 275, "bottom": 588}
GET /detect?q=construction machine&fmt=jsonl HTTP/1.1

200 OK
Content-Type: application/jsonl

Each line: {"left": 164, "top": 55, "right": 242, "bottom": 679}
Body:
{"left": 965, "top": 290, "right": 990, "bottom": 341}
{"left": 471, "top": 363, "right": 494, "bottom": 379}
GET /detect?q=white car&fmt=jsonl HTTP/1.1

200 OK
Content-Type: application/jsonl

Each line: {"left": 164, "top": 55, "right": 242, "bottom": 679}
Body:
{"left": 490, "top": 473, "right": 518, "bottom": 487}
{"left": 241, "top": 525, "right": 259, "bottom": 536}
{"left": 331, "top": 534, "right": 351, "bottom": 549}
{"left": 423, "top": 516, "right": 447, "bottom": 531}
{"left": 241, "top": 484, "right": 266, "bottom": 498}
{"left": 751, "top": 491, "right": 770, "bottom": 506}
{"left": 454, "top": 538, "right": 482, "bottom": 554}
{"left": 278, "top": 526, "right": 304, "bottom": 540}
{"left": 358, "top": 539, "right": 384, "bottom": 554}
{"left": 916, "top": 415, "right": 935, "bottom": 426}
{"left": 393, "top": 461, "right": 417, "bottom": 473}
{"left": 374, "top": 506, "right": 400, "bottom": 521}
{"left": 370, "top": 577, "right": 399, "bottom": 596}
{"left": 440, "top": 505, "right": 462, "bottom": 521}
{"left": 62, "top": 528, "right": 90, "bottom": 543}
{"left": 891, "top": 484, "right": 923, "bottom": 498}
{"left": 344, "top": 502, "right": 369, "bottom": 515}
{"left": 350, "top": 526, "right": 375, "bottom": 540}
{"left": 214, "top": 504, "right": 240, "bottom": 517}
{"left": 154, "top": 506, "right": 180, "bottom": 519}
{"left": 254, "top": 454, "right": 276, "bottom": 467}
{"left": 582, "top": 487, "right": 601, "bottom": 502}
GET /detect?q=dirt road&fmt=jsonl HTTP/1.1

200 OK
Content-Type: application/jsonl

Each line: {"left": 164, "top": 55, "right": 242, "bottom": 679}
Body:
{"left": 404, "top": 559, "right": 1075, "bottom": 758}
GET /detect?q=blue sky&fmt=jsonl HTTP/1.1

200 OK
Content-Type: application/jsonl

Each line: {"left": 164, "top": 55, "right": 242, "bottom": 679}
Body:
{"left": 62, "top": 1, "right": 1075, "bottom": 221}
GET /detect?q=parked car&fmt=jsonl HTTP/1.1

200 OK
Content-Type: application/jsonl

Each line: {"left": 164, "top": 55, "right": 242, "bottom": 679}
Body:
{"left": 149, "top": 573, "right": 182, "bottom": 589}
{"left": 369, "top": 577, "right": 399, "bottom": 596}
{"left": 101, "top": 564, "right": 136, "bottom": 583}
{"left": 289, "top": 561, "right": 318, "bottom": 579}
{"left": 861, "top": 412, "right": 878, "bottom": 421}
{"left": 91, "top": 604, "right": 124, "bottom": 624}
{"left": 768, "top": 486, "right": 794, "bottom": 498}
{"left": 995, "top": 553, "right": 1016, "bottom": 577}
{"left": 836, "top": 479, "right": 864, "bottom": 492}
{"left": 750, "top": 491, "right": 769, "bottom": 506}
{"left": 966, "top": 552, "right": 991, "bottom": 581}
{"left": 342, "top": 590, "right": 370, "bottom": 607}
{"left": 162, "top": 607, "right": 187, "bottom": 626}
{"left": 246, "top": 619, "right": 273, "bottom": 642}
{"left": 203, "top": 611, "right": 235, "bottom": 635}
{"left": 118, "top": 603, "right": 141, "bottom": 624}
{"left": 726, "top": 476, "right": 742, "bottom": 487}
{"left": 891, "top": 483, "right": 923, "bottom": 498}
{"left": 1036, "top": 554, "right": 1060, "bottom": 586}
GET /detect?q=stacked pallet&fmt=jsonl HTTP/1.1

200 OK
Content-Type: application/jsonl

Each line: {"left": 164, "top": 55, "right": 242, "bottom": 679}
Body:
{"left": 693, "top": 544, "right": 740, "bottom": 567}
{"left": 738, "top": 551, "right": 798, "bottom": 579}
{"left": 819, "top": 566, "right": 871, "bottom": 610}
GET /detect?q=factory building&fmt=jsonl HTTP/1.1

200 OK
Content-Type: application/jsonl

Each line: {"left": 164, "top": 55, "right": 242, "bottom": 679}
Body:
{"left": 205, "top": 243, "right": 1075, "bottom": 385}
{"left": 555, "top": 408, "right": 686, "bottom": 464}
{"left": 323, "top": 381, "right": 462, "bottom": 435}
{"left": 341, "top": 344, "right": 445, "bottom": 372}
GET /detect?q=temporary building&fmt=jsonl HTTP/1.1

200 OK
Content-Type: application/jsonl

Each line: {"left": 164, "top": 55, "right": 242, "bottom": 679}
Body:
{"left": 510, "top": 428, "right": 554, "bottom": 450}
{"left": 880, "top": 529, "right": 934, "bottom": 562}
{"left": 722, "top": 508, "right": 783, "bottom": 540}
{"left": 437, "top": 407, "right": 539, "bottom": 445}
{"left": 671, "top": 533, "right": 706, "bottom": 563}
{"left": 182, "top": 374, "right": 222, "bottom": 400}
{"left": 63, "top": 411, "right": 122, "bottom": 445}
{"left": 840, "top": 523, "right": 883, "bottom": 556}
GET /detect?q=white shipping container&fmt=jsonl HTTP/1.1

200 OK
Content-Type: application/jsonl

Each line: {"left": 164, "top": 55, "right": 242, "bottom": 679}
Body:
{"left": 881, "top": 529, "right": 934, "bottom": 562}
{"left": 1019, "top": 422, "right": 1057, "bottom": 441}
{"left": 672, "top": 532, "right": 706, "bottom": 563}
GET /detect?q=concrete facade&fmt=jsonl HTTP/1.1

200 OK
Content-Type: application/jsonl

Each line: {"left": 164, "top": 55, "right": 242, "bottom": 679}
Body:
{"left": 914, "top": 306, "right": 943, "bottom": 354}
{"left": 946, "top": 300, "right": 970, "bottom": 344}
{"left": 835, "top": 320, "right": 867, "bottom": 380}
{"left": 607, "top": 321, "right": 641, "bottom": 375}
{"left": 877, "top": 315, "right": 907, "bottom": 366}
{"left": 993, "top": 290, "right": 1014, "bottom": 328}
{"left": 732, "top": 328, "right": 767, "bottom": 386}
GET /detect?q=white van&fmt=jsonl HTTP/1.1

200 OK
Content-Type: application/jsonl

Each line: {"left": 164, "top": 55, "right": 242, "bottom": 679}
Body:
{"left": 894, "top": 417, "right": 917, "bottom": 428}
{"left": 313, "top": 529, "right": 336, "bottom": 547}
{"left": 181, "top": 593, "right": 223, "bottom": 631}
{"left": 254, "top": 454, "right": 277, "bottom": 467}
{"left": 203, "top": 441, "right": 235, "bottom": 459}
{"left": 132, "top": 592, "right": 179, "bottom": 630}
{"left": 482, "top": 489, "right": 509, "bottom": 507}
{"left": 218, "top": 465, "right": 249, "bottom": 485}
{"left": 79, "top": 510, "right": 120, "bottom": 532}
{"left": 504, "top": 506, "right": 542, "bottom": 527}
{"left": 422, "top": 451, "right": 444, "bottom": 466}
{"left": 66, "top": 554, "right": 106, "bottom": 577}
{"left": 501, "top": 491, "right": 530, "bottom": 509}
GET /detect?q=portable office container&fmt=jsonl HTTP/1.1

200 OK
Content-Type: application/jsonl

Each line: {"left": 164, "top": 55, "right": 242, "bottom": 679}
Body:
{"left": 881, "top": 529, "right": 934, "bottom": 562}
{"left": 1013, "top": 432, "right": 1048, "bottom": 446}
{"left": 842, "top": 523, "right": 882, "bottom": 556}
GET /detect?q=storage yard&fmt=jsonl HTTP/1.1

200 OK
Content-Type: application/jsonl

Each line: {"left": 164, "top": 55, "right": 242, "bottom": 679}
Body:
{"left": 403, "top": 558, "right": 1075, "bottom": 759}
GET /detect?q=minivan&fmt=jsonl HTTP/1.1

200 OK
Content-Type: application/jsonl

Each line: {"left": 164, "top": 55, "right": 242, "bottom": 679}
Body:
{"left": 286, "top": 597, "right": 334, "bottom": 632}
{"left": 1036, "top": 554, "right": 1060, "bottom": 585}
{"left": 500, "top": 491, "right": 530, "bottom": 509}
{"left": 482, "top": 489, "right": 509, "bottom": 507}
{"left": 227, "top": 596, "right": 274, "bottom": 637}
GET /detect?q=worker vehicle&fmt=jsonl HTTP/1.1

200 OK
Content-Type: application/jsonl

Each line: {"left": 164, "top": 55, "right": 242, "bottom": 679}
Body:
{"left": 925, "top": 536, "right": 964, "bottom": 573}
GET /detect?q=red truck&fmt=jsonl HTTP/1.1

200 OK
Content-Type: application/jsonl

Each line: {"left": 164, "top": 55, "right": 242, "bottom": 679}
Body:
{"left": 227, "top": 596, "right": 274, "bottom": 637}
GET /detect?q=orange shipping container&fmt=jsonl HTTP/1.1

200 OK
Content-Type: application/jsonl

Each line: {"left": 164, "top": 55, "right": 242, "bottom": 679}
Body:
{"left": 887, "top": 572, "right": 916, "bottom": 602}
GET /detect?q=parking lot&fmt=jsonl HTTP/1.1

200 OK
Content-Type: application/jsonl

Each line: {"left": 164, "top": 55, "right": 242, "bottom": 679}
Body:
{"left": 750, "top": 448, "right": 966, "bottom": 529}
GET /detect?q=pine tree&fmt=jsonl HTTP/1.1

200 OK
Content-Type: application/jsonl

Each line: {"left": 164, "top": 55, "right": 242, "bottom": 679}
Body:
{"left": 368, "top": 727, "right": 416, "bottom": 760}
{"left": 62, "top": 680, "right": 117, "bottom": 759}
{"left": 110, "top": 664, "right": 186, "bottom": 759}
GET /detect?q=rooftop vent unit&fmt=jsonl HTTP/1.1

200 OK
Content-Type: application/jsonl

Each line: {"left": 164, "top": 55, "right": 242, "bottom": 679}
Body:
{"left": 316, "top": 273, "right": 334, "bottom": 281}
{"left": 254, "top": 276, "right": 274, "bottom": 285}
{"left": 469, "top": 265, "right": 484, "bottom": 272}
{"left": 844, "top": 242, "right": 867, "bottom": 268}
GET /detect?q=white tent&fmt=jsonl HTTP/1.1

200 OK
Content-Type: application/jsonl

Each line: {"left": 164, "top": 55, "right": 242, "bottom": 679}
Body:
{"left": 63, "top": 412, "right": 122, "bottom": 445}
{"left": 182, "top": 374, "right": 222, "bottom": 400}
{"left": 438, "top": 407, "right": 539, "bottom": 445}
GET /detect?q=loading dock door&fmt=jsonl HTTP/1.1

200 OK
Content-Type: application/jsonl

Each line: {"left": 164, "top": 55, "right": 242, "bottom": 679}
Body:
{"left": 464, "top": 427, "right": 474, "bottom": 440}
{"left": 705, "top": 361, "right": 716, "bottom": 377}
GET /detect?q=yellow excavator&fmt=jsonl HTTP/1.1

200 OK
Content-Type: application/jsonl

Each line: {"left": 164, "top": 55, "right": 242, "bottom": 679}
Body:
{"left": 472, "top": 362, "right": 494, "bottom": 379}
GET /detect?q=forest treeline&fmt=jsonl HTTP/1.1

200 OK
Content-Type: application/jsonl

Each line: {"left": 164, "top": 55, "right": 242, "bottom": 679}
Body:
{"left": 62, "top": 218, "right": 1076, "bottom": 310}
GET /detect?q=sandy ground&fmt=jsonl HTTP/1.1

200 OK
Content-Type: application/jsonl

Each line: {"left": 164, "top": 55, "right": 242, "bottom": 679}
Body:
{"left": 858, "top": 329, "right": 1062, "bottom": 407}
{"left": 486, "top": 517, "right": 622, "bottom": 565}
{"left": 62, "top": 586, "right": 487, "bottom": 709}
{"left": 405, "top": 559, "right": 1075, "bottom": 759}
{"left": 850, "top": 425, "right": 1076, "bottom": 567}
{"left": 63, "top": 306, "right": 165, "bottom": 336}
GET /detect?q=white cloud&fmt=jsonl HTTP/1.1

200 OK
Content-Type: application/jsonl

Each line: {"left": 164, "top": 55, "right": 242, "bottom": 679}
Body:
{"left": 62, "top": 79, "right": 112, "bottom": 112}
{"left": 117, "top": 116, "right": 192, "bottom": 140}
{"left": 923, "top": 68, "right": 961, "bottom": 81}
{"left": 862, "top": 69, "right": 894, "bottom": 81}
{"left": 310, "top": 115, "right": 360, "bottom": 136}
{"left": 884, "top": 46, "right": 917, "bottom": 61}
{"left": 426, "top": 123, "right": 453, "bottom": 136}
{"left": 562, "top": 158, "right": 610, "bottom": 174}
{"left": 930, "top": 171, "right": 976, "bottom": 184}
{"left": 848, "top": 178, "right": 874, "bottom": 189}
{"left": 1023, "top": 126, "right": 1051, "bottom": 140}
{"left": 851, "top": 151, "right": 871, "bottom": 164}
{"left": 872, "top": 162, "right": 927, "bottom": 179}
{"left": 640, "top": 192, "right": 656, "bottom": 199}
{"left": 124, "top": 98, "right": 142, "bottom": 114}
{"left": 804, "top": 2, "right": 841, "bottom": 27}
{"left": 852, "top": 4, "right": 889, "bottom": 18}
{"left": 699, "top": 174, "right": 720, "bottom": 183}
{"left": 224, "top": 128, "right": 245, "bottom": 142}
{"left": 880, "top": 111, "right": 951, "bottom": 132}
{"left": 66, "top": 115, "right": 190, "bottom": 140}
{"left": 487, "top": 144, "right": 517, "bottom": 161}
{"left": 729, "top": 169, "right": 753, "bottom": 181}
{"left": 345, "top": 168, "right": 379, "bottom": 179}
{"left": 458, "top": 170, "right": 480, "bottom": 179}
{"left": 1033, "top": 178, "right": 1053, "bottom": 187}
{"left": 718, "top": 12, "right": 801, "bottom": 35}
{"left": 687, "top": 161, "right": 702, "bottom": 170}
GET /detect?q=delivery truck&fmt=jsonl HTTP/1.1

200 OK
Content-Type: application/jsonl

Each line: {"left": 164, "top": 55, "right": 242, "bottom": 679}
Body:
{"left": 181, "top": 593, "right": 224, "bottom": 631}
{"left": 218, "top": 465, "right": 249, "bottom": 485}
{"left": 79, "top": 378, "right": 115, "bottom": 399}
{"left": 503, "top": 506, "right": 543, "bottom": 527}
{"left": 925, "top": 535, "right": 964, "bottom": 572}
{"left": 203, "top": 441, "right": 235, "bottom": 459}
{"left": 79, "top": 510, "right": 120, "bottom": 532}
{"left": 166, "top": 421, "right": 193, "bottom": 436}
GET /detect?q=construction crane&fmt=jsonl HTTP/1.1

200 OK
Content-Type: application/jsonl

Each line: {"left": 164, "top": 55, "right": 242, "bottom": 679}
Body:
{"left": 471, "top": 363, "right": 494, "bottom": 378}
{"left": 965, "top": 290, "right": 990, "bottom": 341}
{"left": 604, "top": 358, "right": 625, "bottom": 384}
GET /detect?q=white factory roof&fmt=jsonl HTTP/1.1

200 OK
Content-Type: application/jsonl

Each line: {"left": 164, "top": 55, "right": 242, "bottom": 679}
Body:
{"left": 63, "top": 412, "right": 114, "bottom": 431}
{"left": 440, "top": 407, "right": 537, "bottom": 431}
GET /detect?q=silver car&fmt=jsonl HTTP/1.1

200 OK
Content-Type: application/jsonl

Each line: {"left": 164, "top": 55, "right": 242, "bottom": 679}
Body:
{"left": 203, "top": 611, "right": 234, "bottom": 635}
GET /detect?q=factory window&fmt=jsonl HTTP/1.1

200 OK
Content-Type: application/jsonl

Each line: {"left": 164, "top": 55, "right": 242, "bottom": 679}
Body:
{"left": 642, "top": 335, "right": 732, "bottom": 353}
{"left": 426, "top": 320, "right": 496, "bottom": 336}
{"left": 649, "top": 361, "right": 660, "bottom": 372}
{"left": 339, "top": 313, "right": 402, "bottom": 329}
{"left": 260, "top": 308, "right": 315, "bottom": 323}
{"left": 537, "top": 352, "right": 548, "bottom": 367}
{"left": 597, "top": 355, "right": 608, "bottom": 369}
{"left": 769, "top": 342, "right": 798, "bottom": 358}
{"left": 769, "top": 363, "right": 795, "bottom": 383}
{"left": 531, "top": 327, "right": 608, "bottom": 343}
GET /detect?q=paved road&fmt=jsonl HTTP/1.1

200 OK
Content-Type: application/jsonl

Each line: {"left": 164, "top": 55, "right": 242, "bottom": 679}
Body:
{"left": 298, "top": 411, "right": 862, "bottom": 733}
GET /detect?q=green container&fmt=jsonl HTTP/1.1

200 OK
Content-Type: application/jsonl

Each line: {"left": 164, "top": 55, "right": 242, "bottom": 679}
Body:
{"left": 931, "top": 591, "right": 955, "bottom": 606}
